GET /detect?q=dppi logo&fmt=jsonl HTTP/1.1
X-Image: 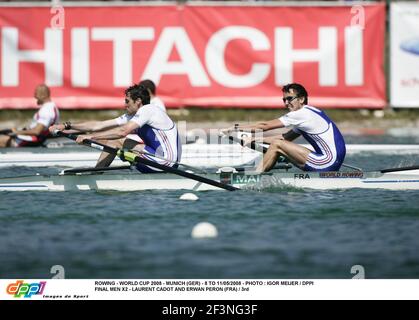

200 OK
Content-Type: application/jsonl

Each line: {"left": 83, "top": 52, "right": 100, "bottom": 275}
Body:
{"left": 6, "top": 280, "right": 46, "bottom": 298}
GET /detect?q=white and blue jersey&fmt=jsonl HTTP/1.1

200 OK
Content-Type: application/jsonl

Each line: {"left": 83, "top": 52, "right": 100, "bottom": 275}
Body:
{"left": 115, "top": 103, "right": 182, "bottom": 173}
{"left": 279, "top": 105, "right": 346, "bottom": 171}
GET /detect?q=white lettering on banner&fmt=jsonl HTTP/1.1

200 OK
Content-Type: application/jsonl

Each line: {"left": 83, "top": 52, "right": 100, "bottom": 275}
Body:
{"left": 71, "top": 28, "right": 89, "bottom": 87}
{"left": 206, "top": 26, "right": 270, "bottom": 88}
{"left": 0, "top": 25, "right": 365, "bottom": 89}
{"left": 91, "top": 27, "right": 154, "bottom": 87}
{"left": 275, "top": 27, "right": 337, "bottom": 86}
{"left": 345, "top": 26, "right": 364, "bottom": 86}
{"left": 1, "top": 27, "right": 63, "bottom": 86}
{"left": 143, "top": 27, "right": 210, "bottom": 86}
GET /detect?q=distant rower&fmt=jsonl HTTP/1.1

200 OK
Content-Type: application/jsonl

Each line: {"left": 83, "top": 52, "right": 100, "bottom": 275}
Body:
{"left": 0, "top": 84, "right": 59, "bottom": 148}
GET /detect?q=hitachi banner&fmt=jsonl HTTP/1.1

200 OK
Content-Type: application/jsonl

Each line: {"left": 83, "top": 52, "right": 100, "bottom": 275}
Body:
{"left": 0, "top": 4, "right": 386, "bottom": 109}
{"left": 391, "top": 3, "right": 419, "bottom": 108}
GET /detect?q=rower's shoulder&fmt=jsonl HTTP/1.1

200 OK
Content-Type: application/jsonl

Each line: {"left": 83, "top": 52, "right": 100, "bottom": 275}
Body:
{"left": 39, "top": 101, "right": 57, "bottom": 111}
{"left": 304, "top": 105, "right": 322, "bottom": 113}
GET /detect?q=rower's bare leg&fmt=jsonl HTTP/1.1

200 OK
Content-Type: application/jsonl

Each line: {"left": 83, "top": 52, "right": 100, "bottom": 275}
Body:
{"left": 95, "top": 138, "right": 125, "bottom": 167}
{"left": 257, "top": 139, "right": 311, "bottom": 172}
{"left": 0, "top": 135, "right": 12, "bottom": 148}
{"left": 95, "top": 138, "right": 143, "bottom": 167}
{"left": 126, "top": 140, "right": 145, "bottom": 153}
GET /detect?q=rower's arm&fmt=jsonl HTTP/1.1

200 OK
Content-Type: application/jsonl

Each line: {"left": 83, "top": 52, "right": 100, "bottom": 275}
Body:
{"left": 70, "top": 119, "right": 118, "bottom": 132}
{"left": 13, "top": 123, "right": 45, "bottom": 136}
{"left": 282, "top": 129, "right": 300, "bottom": 141}
{"left": 88, "top": 121, "right": 138, "bottom": 141}
{"left": 235, "top": 119, "right": 284, "bottom": 132}
{"left": 50, "top": 119, "right": 119, "bottom": 133}
{"left": 249, "top": 130, "right": 300, "bottom": 145}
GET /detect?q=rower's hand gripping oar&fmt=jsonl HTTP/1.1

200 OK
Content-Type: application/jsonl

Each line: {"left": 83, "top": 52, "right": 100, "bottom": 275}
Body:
{"left": 220, "top": 129, "right": 289, "bottom": 164}
{"left": 54, "top": 130, "right": 238, "bottom": 191}
{"left": 225, "top": 132, "right": 268, "bottom": 154}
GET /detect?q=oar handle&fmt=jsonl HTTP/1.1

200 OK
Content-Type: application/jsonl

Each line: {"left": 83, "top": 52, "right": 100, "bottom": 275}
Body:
{"left": 223, "top": 132, "right": 289, "bottom": 164}
{"left": 380, "top": 165, "right": 419, "bottom": 173}
{"left": 223, "top": 132, "right": 268, "bottom": 153}
{"left": 0, "top": 129, "right": 13, "bottom": 135}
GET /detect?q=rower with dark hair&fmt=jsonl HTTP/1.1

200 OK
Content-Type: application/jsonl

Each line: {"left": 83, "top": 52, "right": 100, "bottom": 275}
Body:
{"left": 139, "top": 79, "right": 166, "bottom": 112}
{"left": 50, "top": 84, "right": 181, "bottom": 172}
{"left": 222, "top": 83, "right": 346, "bottom": 173}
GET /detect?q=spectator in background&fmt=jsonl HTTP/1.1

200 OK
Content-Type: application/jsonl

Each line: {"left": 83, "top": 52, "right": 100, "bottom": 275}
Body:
{"left": 0, "top": 84, "right": 59, "bottom": 148}
{"left": 139, "top": 79, "right": 166, "bottom": 112}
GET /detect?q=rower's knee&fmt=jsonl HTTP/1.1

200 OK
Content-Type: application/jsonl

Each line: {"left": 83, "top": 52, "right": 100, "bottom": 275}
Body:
{"left": 122, "top": 139, "right": 138, "bottom": 149}
{"left": 272, "top": 139, "right": 285, "bottom": 152}
{"left": 105, "top": 139, "right": 123, "bottom": 148}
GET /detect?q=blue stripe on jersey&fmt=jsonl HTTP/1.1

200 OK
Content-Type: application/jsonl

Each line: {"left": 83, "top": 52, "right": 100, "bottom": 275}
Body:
{"left": 331, "top": 122, "right": 346, "bottom": 157}
{"left": 300, "top": 131, "right": 323, "bottom": 154}
{"left": 136, "top": 124, "right": 161, "bottom": 152}
{"left": 302, "top": 107, "right": 346, "bottom": 158}
{"left": 305, "top": 106, "right": 331, "bottom": 124}
{"left": 134, "top": 123, "right": 181, "bottom": 173}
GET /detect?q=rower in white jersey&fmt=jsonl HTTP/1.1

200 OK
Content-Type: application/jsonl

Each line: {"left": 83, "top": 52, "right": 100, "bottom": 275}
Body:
{"left": 221, "top": 83, "right": 346, "bottom": 172}
{"left": 0, "top": 84, "right": 59, "bottom": 148}
{"left": 139, "top": 79, "right": 166, "bottom": 112}
{"left": 122, "top": 79, "right": 166, "bottom": 145}
{"left": 49, "top": 84, "right": 181, "bottom": 172}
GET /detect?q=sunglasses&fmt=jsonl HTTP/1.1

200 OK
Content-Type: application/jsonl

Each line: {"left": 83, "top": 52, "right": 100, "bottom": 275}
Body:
{"left": 282, "top": 96, "right": 299, "bottom": 104}
{"left": 125, "top": 98, "right": 130, "bottom": 104}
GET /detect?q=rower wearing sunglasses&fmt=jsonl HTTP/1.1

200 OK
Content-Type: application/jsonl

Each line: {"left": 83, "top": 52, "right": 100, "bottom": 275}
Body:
{"left": 222, "top": 83, "right": 346, "bottom": 173}
{"left": 49, "top": 84, "right": 181, "bottom": 172}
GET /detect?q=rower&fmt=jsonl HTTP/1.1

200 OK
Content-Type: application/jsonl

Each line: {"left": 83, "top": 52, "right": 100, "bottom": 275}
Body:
{"left": 49, "top": 84, "right": 181, "bottom": 173}
{"left": 221, "top": 83, "right": 346, "bottom": 173}
{"left": 0, "top": 84, "right": 59, "bottom": 148}
{"left": 139, "top": 79, "right": 166, "bottom": 113}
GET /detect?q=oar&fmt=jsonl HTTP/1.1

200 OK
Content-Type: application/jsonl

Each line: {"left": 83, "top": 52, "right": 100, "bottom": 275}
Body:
{"left": 135, "top": 148, "right": 207, "bottom": 174}
{"left": 380, "top": 165, "right": 419, "bottom": 173}
{"left": 0, "top": 129, "right": 12, "bottom": 135}
{"left": 223, "top": 132, "right": 269, "bottom": 153}
{"left": 54, "top": 130, "right": 238, "bottom": 191}
{"left": 62, "top": 165, "right": 134, "bottom": 175}
{"left": 221, "top": 132, "right": 289, "bottom": 163}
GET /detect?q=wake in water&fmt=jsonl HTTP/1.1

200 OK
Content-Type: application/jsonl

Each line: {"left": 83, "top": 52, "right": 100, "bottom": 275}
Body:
{"left": 239, "top": 175, "right": 305, "bottom": 193}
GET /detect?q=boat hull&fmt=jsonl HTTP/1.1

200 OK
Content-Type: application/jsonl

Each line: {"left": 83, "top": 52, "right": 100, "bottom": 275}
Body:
{"left": 1, "top": 170, "right": 419, "bottom": 191}
{"left": 1, "top": 144, "right": 419, "bottom": 168}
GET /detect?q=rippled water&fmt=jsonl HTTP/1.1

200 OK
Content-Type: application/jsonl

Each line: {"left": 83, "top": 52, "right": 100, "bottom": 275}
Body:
{"left": 0, "top": 139, "right": 419, "bottom": 279}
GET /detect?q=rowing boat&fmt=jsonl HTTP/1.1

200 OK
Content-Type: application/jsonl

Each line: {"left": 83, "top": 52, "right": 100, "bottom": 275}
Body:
{"left": 1, "top": 144, "right": 418, "bottom": 168}
{"left": 1, "top": 167, "right": 418, "bottom": 191}
{"left": 2, "top": 131, "right": 419, "bottom": 191}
